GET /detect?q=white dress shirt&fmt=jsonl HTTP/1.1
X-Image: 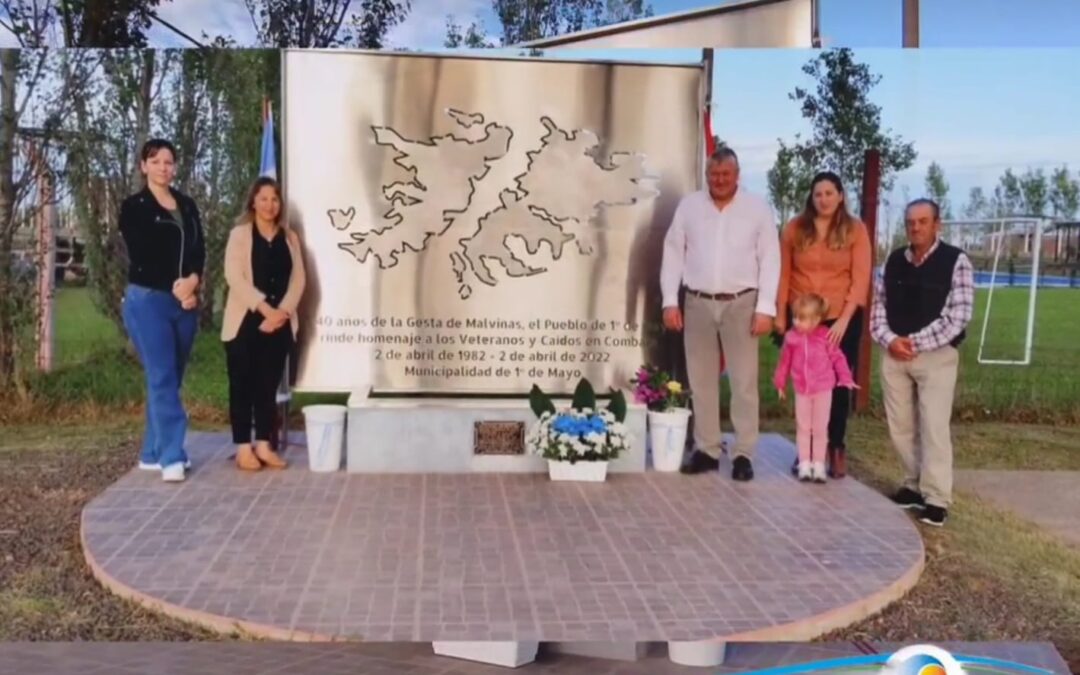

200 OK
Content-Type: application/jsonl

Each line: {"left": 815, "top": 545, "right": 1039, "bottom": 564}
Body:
{"left": 660, "top": 187, "right": 781, "bottom": 316}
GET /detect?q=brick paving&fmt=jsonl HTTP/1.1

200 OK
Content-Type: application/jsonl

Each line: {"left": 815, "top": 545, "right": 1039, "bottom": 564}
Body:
{"left": 956, "top": 470, "right": 1080, "bottom": 547}
{"left": 82, "top": 432, "right": 923, "bottom": 642}
{"left": 0, "top": 642, "right": 1069, "bottom": 674}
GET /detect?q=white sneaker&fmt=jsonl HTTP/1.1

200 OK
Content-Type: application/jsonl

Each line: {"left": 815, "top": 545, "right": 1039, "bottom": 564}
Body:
{"left": 797, "top": 461, "right": 813, "bottom": 481}
{"left": 138, "top": 460, "right": 191, "bottom": 471}
{"left": 811, "top": 461, "right": 828, "bottom": 483}
{"left": 161, "top": 463, "right": 186, "bottom": 482}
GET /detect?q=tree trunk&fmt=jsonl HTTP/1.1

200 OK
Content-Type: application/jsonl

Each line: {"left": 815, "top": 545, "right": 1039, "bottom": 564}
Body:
{"left": 0, "top": 50, "right": 19, "bottom": 388}
{"left": 129, "top": 50, "right": 155, "bottom": 190}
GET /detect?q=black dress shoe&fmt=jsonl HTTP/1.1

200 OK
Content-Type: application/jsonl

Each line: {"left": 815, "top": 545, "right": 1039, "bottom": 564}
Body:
{"left": 732, "top": 456, "right": 754, "bottom": 481}
{"left": 681, "top": 451, "right": 720, "bottom": 474}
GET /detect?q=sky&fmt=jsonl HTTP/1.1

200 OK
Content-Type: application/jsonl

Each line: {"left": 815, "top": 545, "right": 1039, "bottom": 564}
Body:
{"left": 3, "top": 0, "right": 1080, "bottom": 221}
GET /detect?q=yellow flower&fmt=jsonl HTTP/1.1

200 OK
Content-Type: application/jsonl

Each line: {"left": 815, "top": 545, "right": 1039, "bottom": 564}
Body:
{"left": 666, "top": 381, "right": 682, "bottom": 394}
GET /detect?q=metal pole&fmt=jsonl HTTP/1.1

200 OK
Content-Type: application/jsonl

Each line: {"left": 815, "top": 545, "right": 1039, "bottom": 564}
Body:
{"left": 811, "top": 0, "right": 822, "bottom": 47}
{"left": 902, "top": 0, "right": 920, "bottom": 48}
{"left": 1024, "top": 219, "right": 1043, "bottom": 365}
{"left": 855, "top": 149, "right": 882, "bottom": 412}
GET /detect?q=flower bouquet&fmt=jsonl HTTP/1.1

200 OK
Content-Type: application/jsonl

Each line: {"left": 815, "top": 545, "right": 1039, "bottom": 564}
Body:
{"left": 631, "top": 365, "right": 692, "bottom": 472}
{"left": 630, "top": 365, "right": 690, "bottom": 412}
{"left": 526, "top": 378, "right": 629, "bottom": 482}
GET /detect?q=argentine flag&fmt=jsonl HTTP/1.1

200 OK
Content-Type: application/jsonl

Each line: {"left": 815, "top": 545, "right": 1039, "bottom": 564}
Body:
{"left": 260, "top": 98, "right": 277, "bottom": 179}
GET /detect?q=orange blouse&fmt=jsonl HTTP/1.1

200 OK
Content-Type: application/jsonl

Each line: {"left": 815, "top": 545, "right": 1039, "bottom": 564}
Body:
{"left": 777, "top": 218, "right": 872, "bottom": 320}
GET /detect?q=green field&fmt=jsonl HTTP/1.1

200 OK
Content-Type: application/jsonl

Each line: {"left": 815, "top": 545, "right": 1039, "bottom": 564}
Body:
{"left": 19, "top": 285, "right": 1080, "bottom": 423}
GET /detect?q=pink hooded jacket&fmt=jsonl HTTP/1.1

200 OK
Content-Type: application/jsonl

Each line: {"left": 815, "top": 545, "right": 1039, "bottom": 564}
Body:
{"left": 773, "top": 325, "right": 856, "bottom": 396}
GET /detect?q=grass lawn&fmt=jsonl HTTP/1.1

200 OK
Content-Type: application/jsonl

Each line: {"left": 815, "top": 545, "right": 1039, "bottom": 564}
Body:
{"left": 16, "top": 285, "right": 1080, "bottom": 425}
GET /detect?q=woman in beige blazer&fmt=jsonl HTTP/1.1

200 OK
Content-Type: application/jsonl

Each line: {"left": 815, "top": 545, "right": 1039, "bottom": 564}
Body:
{"left": 221, "top": 177, "right": 305, "bottom": 471}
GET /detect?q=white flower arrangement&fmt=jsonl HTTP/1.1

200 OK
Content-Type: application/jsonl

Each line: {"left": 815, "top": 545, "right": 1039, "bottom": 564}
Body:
{"left": 526, "top": 380, "right": 630, "bottom": 464}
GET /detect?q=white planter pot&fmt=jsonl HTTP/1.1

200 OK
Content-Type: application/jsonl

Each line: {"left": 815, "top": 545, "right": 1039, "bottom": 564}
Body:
{"left": 547, "top": 459, "right": 608, "bottom": 482}
{"left": 668, "top": 641, "right": 727, "bottom": 667}
{"left": 433, "top": 641, "right": 539, "bottom": 668}
{"left": 648, "top": 408, "right": 691, "bottom": 472}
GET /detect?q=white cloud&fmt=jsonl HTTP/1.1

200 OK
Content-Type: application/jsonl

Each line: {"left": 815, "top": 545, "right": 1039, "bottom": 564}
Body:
{"left": 385, "top": 0, "right": 490, "bottom": 49}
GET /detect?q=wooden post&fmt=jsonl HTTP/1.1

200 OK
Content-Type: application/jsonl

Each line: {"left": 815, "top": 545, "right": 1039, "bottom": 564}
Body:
{"left": 32, "top": 140, "right": 56, "bottom": 373}
{"left": 902, "top": 0, "right": 920, "bottom": 48}
{"left": 856, "top": 149, "right": 881, "bottom": 412}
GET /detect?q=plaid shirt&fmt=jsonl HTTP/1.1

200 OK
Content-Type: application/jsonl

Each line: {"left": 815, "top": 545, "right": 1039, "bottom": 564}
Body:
{"left": 870, "top": 239, "right": 975, "bottom": 353}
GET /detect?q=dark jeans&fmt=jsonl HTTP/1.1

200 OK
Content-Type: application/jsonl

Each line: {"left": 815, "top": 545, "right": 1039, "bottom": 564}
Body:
{"left": 225, "top": 313, "right": 293, "bottom": 444}
{"left": 122, "top": 284, "right": 198, "bottom": 469}
{"left": 775, "top": 308, "right": 863, "bottom": 449}
{"left": 825, "top": 309, "right": 862, "bottom": 448}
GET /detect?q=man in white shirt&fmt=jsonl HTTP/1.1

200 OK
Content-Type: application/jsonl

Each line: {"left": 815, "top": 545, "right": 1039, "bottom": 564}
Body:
{"left": 660, "top": 147, "right": 781, "bottom": 480}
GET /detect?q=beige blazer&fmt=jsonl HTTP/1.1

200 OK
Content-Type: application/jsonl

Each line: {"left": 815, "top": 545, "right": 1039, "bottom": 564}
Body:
{"left": 221, "top": 223, "right": 306, "bottom": 342}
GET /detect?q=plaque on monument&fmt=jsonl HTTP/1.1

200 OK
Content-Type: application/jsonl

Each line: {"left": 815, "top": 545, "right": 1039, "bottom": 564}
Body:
{"left": 473, "top": 421, "right": 526, "bottom": 455}
{"left": 283, "top": 49, "right": 703, "bottom": 396}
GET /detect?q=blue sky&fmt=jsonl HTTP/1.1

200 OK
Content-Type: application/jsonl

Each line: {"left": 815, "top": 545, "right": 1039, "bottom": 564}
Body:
{"left": 3, "top": 0, "right": 1079, "bottom": 220}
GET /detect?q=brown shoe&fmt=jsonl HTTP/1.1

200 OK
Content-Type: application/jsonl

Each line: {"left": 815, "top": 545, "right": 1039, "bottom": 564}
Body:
{"left": 236, "top": 444, "right": 261, "bottom": 472}
{"left": 254, "top": 442, "right": 288, "bottom": 469}
{"left": 830, "top": 445, "right": 847, "bottom": 479}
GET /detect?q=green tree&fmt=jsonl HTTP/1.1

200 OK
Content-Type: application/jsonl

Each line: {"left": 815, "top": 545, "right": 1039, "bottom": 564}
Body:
{"left": 788, "top": 48, "right": 917, "bottom": 197}
{"left": 444, "top": 16, "right": 494, "bottom": 48}
{"left": 923, "top": 161, "right": 951, "bottom": 219}
{"left": 992, "top": 168, "right": 1022, "bottom": 216}
{"left": 243, "top": 0, "right": 410, "bottom": 48}
{"left": 964, "top": 186, "right": 989, "bottom": 219}
{"left": 767, "top": 137, "right": 817, "bottom": 225}
{"left": 0, "top": 0, "right": 166, "bottom": 46}
{"left": 1019, "top": 168, "right": 1048, "bottom": 216}
{"left": 1049, "top": 165, "right": 1080, "bottom": 219}
{"left": 491, "top": 0, "right": 652, "bottom": 45}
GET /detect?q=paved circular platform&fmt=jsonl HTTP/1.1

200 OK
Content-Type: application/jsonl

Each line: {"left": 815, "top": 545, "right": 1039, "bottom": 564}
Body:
{"left": 81, "top": 432, "right": 924, "bottom": 642}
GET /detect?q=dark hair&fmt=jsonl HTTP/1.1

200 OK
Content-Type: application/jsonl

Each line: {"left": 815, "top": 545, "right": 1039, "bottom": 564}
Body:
{"left": 793, "top": 171, "right": 855, "bottom": 250}
{"left": 240, "top": 176, "right": 285, "bottom": 227}
{"left": 906, "top": 198, "right": 941, "bottom": 221}
{"left": 708, "top": 146, "right": 739, "bottom": 167}
{"left": 141, "top": 138, "right": 177, "bottom": 163}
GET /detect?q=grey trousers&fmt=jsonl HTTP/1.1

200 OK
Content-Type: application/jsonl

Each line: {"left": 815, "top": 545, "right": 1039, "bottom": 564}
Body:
{"left": 683, "top": 291, "right": 760, "bottom": 460}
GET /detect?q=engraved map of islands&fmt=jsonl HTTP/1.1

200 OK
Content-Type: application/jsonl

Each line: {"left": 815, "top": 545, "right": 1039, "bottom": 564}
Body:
{"left": 327, "top": 108, "right": 658, "bottom": 299}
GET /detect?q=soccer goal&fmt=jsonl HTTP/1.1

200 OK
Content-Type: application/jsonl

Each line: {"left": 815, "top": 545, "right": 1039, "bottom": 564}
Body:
{"left": 939, "top": 217, "right": 1050, "bottom": 366}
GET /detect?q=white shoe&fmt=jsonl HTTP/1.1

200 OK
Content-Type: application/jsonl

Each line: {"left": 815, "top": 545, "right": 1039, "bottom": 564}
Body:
{"left": 797, "top": 462, "right": 813, "bottom": 481}
{"left": 161, "top": 463, "right": 186, "bottom": 482}
{"left": 138, "top": 460, "right": 191, "bottom": 471}
{"left": 812, "top": 461, "right": 827, "bottom": 483}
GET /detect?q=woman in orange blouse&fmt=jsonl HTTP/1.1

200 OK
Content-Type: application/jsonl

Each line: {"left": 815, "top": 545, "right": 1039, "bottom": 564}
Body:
{"left": 775, "top": 171, "right": 872, "bottom": 479}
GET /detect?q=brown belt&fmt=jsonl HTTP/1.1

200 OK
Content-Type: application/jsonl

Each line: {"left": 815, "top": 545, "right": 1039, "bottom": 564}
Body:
{"left": 687, "top": 287, "right": 755, "bottom": 301}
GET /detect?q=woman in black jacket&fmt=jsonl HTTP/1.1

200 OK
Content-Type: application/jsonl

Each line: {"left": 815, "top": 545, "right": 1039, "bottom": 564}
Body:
{"left": 119, "top": 138, "right": 206, "bottom": 483}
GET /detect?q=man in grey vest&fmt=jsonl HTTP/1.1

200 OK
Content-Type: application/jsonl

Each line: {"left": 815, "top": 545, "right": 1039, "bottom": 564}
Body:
{"left": 660, "top": 147, "right": 780, "bottom": 481}
{"left": 871, "top": 198, "right": 974, "bottom": 527}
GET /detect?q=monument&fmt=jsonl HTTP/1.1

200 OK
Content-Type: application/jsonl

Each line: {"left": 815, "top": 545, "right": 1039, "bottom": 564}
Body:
{"left": 282, "top": 49, "right": 705, "bottom": 473}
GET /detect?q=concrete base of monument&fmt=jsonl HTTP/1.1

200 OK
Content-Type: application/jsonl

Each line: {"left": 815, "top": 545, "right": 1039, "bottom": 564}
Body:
{"left": 430, "top": 641, "right": 694, "bottom": 668}
{"left": 432, "top": 641, "right": 540, "bottom": 668}
{"left": 345, "top": 393, "right": 648, "bottom": 473}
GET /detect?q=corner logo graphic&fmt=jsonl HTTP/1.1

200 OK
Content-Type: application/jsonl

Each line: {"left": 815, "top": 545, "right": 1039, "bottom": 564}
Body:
{"left": 883, "top": 645, "right": 967, "bottom": 675}
{"left": 733, "top": 643, "right": 1056, "bottom": 675}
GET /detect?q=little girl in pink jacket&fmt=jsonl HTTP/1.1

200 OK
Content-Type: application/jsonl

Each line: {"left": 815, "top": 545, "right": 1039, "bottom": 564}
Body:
{"left": 774, "top": 294, "right": 859, "bottom": 483}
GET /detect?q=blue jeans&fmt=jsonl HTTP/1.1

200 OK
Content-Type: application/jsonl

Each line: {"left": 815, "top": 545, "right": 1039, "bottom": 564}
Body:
{"left": 122, "top": 284, "right": 198, "bottom": 469}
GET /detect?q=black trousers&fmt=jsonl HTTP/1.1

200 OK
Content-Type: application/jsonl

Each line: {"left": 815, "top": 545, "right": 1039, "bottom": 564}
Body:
{"left": 824, "top": 309, "right": 863, "bottom": 449}
{"left": 225, "top": 313, "right": 293, "bottom": 444}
